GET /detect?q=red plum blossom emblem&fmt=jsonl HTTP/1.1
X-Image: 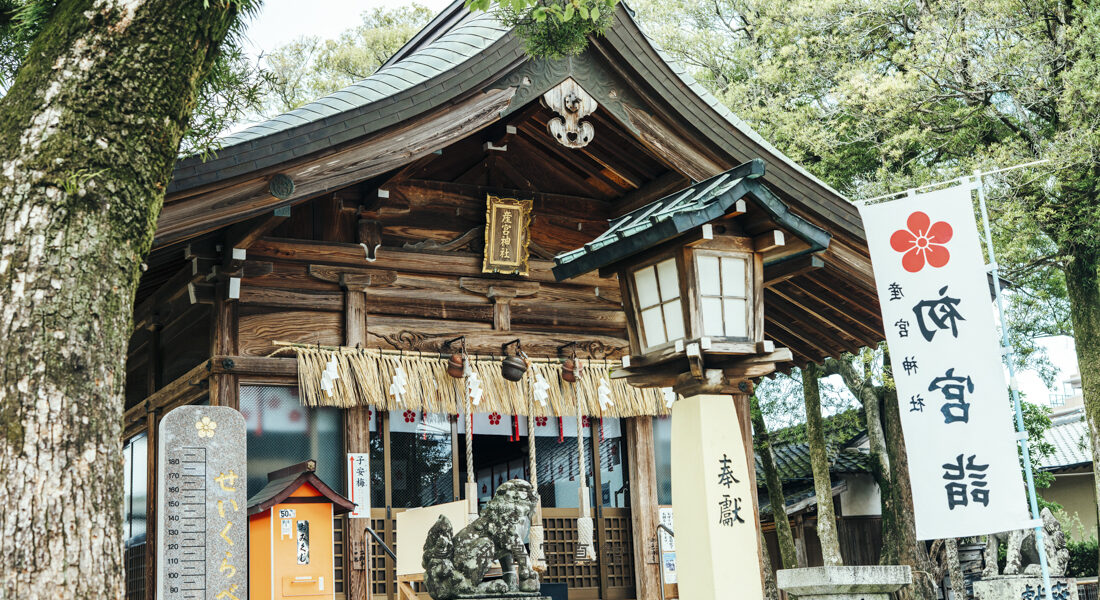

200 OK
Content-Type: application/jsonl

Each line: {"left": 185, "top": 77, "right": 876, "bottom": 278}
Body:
{"left": 890, "top": 211, "right": 953, "bottom": 273}
{"left": 488, "top": 412, "right": 502, "bottom": 425}
{"left": 402, "top": 410, "right": 416, "bottom": 423}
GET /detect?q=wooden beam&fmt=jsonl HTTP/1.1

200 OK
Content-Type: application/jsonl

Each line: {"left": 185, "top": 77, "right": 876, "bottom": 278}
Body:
{"left": 612, "top": 171, "right": 690, "bottom": 217}
{"left": 248, "top": 238, "right": 617, "bottom": 288}
{"left": 344, "top": 290, "right": 373, "bottom": 600}
{"left": 122, "top": 362, "right": 209, "bottom": 435}
{"left": 753, "top": 229, "right": 786, "bottom": 253}
{"left": 224, "top": 210, "right": 289, "bottom": 252}
{"left": 209, "top": 283, "right": 239, "bottom": 409}
{"left": 763, "top": 254, "right": 825, "bottom": 287}
{"left": 772, "top": 280, "right": 884, "bottom": 347}
{"left": 155, "top": 87, "right": 516, "bottom": 248}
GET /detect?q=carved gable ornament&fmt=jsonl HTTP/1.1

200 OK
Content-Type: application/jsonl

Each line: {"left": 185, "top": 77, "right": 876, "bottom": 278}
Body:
{"left": 543, "top": 78, "right": 598, "bottom": 149}
{"left": 482, "top": 194, "right": 533, "bottom": 276}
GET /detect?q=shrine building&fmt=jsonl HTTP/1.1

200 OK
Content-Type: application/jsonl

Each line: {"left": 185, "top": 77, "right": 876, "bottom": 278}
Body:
{"left": 120, "top": 1, "right": 884, "bottom": 599}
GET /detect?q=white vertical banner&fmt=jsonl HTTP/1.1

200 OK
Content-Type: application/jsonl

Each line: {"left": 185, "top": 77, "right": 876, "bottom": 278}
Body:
{"left": 859, "top": 185, "right": 1028, "bottom": 539}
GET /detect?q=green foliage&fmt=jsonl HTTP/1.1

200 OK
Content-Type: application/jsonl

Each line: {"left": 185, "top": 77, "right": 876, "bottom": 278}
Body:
{"left": 183, "top": 44, "right": 270, "bottom": 158}
{"left": 0, "top": 0, "right": 267, "bottom": 156}
{"left": 630, "top": 0, "right": 1099, "bottom": 390}
{"left": 261, "top": 4, "right": 432, "bottom": 115}
{"left": 1020, "top": 400, "right": 1056, "bottom": 493}
{"left": 467, "top": 0, "right": 618, "bottom": 59}
{"left": 1067, "top": 539, "right": 1100, "bottom": 577}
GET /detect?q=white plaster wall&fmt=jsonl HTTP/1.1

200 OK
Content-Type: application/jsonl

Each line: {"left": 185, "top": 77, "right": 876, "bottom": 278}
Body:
{"left": 839, "top": 473, "right": 882, "bottom": 516}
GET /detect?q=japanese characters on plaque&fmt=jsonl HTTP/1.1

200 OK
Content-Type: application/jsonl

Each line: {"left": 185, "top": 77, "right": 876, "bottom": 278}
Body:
{"left": 482, "top": 194, "right": 533, "bottom": 276}
{"left": 859, "top": 185, "right": 1027, "bottom": 540}
{"left": 158, "top": 406, "right": 248, "bottom": 600}
{"left": 347, "top": 452, "right": 370, "bottom": 519}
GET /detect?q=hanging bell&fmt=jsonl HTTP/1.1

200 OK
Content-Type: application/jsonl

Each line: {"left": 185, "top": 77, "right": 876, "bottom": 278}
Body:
{"left": 561, "top": 358, "right": 578, "bottom": 383}
{"left": 447, "top": 353, "right": 466, "bottom": 378}
{"left": 501, "top": 355, "right": 528, "bottom": 382}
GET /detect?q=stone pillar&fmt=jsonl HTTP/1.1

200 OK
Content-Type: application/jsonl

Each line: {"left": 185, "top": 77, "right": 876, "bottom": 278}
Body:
{"left": 671, "top": 393, "right": 764, "bottom": 600}
{"left": 776, "top": 566, "right": 912, "bottom": 600}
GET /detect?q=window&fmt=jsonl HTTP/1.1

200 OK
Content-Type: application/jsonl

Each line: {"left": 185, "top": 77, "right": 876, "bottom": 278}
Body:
{"left": 695, "top": 252, "right": 750, "bottom": 339}
{"left": 239, "top": 386, "right": 345, "bottom": 499}
{"left": 653, "top": 416, "right": 672, "bottom": 505}
{"left": 632, "top": 258, "right": 685, "bottom": 349}
{"left": 122, "top": 434, "right": 148, "bottom": 542}
{"left": 389, "top": 411, "right": 454, "bottom": 508}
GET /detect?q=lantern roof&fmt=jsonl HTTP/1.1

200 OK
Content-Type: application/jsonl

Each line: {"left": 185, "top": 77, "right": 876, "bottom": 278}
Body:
{"left": 246, "top": 460, "right": 356, "bottom": 516}
{"left": 552, "top": 159, "right": 832, "bottom": 281}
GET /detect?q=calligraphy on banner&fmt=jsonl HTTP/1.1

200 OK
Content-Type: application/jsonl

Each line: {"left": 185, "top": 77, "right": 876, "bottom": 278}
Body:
{"left": 859, "top": 185, "right": 1027, "bottom": 540}
{"left": 482, "top": 194, "right": 533, "bottom": 276}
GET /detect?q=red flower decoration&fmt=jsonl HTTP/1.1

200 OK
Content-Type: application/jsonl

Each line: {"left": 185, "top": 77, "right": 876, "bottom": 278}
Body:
{"left": 581, "top": 416, "right": 590, "bottom": 428}
{"left": 535, "top": 416, "right": 548, "bottom": 427}
{"left": 890, "top": 211, "right": 953, "bottom": 273}
{"left": 403, "top": 410, "right": 416, "bottom": 423}
{"left": 488, "top": 412, "right": 502, "bottom": 425}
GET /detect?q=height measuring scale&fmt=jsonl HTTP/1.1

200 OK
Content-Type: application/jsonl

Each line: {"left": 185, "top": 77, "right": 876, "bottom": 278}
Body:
{"left": 158, "top": 406, "right": 248, "bottom": 600}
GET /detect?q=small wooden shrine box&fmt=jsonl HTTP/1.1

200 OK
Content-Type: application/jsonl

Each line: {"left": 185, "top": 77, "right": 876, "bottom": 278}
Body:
{"left": 248, "top": 460, "right": 356, "bottom": 600}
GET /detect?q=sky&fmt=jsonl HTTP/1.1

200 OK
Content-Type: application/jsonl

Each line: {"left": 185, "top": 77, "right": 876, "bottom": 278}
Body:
{"left": 238, "top": 0, "right": 1081, "bottom": 411}
{"left": 239, "top": 0, "right": 454, "bottom": 60}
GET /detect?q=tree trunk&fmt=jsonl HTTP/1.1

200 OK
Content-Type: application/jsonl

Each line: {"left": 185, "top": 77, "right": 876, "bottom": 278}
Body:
{"left": 802, "top": 362, "right": 843, "bottom": 566}
{"left": 761, "top": 532, "right": 780, "bottom": 600}
{"left": 882, "top": 372, "right": 938, "bottom": 600}
{"left": 1063, "top": 246, "right": 1100, "bottom": 575}
{"left": 0, "top": 2, "right": 240, "bottom": 599}
{"left": 751, "top": 395, "right": 799, "bottom": 570}
{"left": 945, "top": 538, "right": 966, "bottom": 600}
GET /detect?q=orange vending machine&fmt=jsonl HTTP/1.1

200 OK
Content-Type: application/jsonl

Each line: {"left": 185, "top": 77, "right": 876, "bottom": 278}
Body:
{"left": 248, "top": 460, "right": 356, "bottom": 600}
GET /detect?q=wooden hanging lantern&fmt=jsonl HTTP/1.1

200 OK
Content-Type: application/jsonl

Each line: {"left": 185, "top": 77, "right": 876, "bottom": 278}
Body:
{"left": 552, "top": 159, "right": 833, "bottom": 390}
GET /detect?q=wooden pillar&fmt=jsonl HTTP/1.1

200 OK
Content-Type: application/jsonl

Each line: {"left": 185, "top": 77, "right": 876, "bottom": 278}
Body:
{"left": 209, "top": 285, "right": 239, "bottom": 409}
{"left": 144, "top": 326, "right": 161, "bottom": 600}
{"left": 345, "top": 290, "right": 373, "bottom": 600}
{"left": 625, "top": 416, "right": 662, "bottom": 600}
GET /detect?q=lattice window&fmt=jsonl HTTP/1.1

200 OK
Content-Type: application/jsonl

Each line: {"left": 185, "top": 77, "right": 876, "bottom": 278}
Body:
{"left": 601, "top": 512, "right": 635, "bottom": 591}
{"left": 369, "top": 514, "right": 389, "bottom": 597}
{"left": 333, "top": 516, "right": 346, "bottom": 594}
{"left": 541, "top": 511, "right": 601, "bottom": 592}
{"left": 124, "top": 541, "right": 145, "bottom": 600}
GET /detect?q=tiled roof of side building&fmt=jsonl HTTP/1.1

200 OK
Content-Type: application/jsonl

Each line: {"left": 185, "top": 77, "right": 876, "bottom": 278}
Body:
{"left": 1040, "top": 417, "right": 1091, "bottom": 471}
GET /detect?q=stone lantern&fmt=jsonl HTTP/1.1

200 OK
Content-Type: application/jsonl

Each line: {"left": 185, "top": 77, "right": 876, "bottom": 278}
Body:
{"left": 553, "top": 159, "right": 832, "bottom": 600}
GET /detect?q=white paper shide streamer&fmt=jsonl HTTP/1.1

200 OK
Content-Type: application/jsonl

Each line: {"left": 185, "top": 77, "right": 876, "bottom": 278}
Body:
{"left": 320, "top": 355, "right": 340, "bottom": 397}
{"left": 389, "top": 365, "right": 408, "bottom": 403}
{"left": 532, "top": 373, "right": 550, "bottom": 407}
{"left": 597, "top": 378, "right": 614, "bottom": 410}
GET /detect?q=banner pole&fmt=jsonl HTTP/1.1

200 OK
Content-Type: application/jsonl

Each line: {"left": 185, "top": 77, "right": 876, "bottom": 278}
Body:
{"left": 972, "top": 170, "right": 1053, "bottom": 600}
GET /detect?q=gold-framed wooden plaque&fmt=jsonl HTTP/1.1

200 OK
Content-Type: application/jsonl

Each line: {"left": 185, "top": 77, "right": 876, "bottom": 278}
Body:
{"left": 482, "top": 194, "right": 533, "bottom": 276}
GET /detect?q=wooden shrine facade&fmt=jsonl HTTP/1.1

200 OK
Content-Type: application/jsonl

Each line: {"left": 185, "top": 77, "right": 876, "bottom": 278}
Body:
{"left": 120, "top": 2, "right": 884, "bottom": 600}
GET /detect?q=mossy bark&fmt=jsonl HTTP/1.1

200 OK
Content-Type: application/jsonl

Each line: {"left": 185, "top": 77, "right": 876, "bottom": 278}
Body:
{"left": 802, "top": 362, "right": 843, "bottom": 566}
{"left": 882, "top": 374, "right": 938, "bottom": 600}
{"left": 751, "top": 395, "right": 798, "bottom": 570}
{"left": 0, "top": 2, "right": 240, "bottom": 598}
{"left": 1063, "top": 247, "right": 1100, "bottom": 576}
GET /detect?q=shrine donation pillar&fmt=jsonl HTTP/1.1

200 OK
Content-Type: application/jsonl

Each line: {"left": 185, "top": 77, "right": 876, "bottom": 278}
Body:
{"left": 671, "top": 391, "right": 764, "bottom": 600}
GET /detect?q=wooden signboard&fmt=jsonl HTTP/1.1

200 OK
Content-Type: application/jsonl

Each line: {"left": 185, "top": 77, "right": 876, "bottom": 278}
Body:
{"left": 482, "top": 194, "right": 533, "bottom": 276}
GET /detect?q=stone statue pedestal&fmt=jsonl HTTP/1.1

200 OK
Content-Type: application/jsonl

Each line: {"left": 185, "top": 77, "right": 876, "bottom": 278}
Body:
{"left": 973, "top": 575, "right": 1077, "bottom": 600}
{"left": 777, "top": 566, "right": 912, "bottom": 600}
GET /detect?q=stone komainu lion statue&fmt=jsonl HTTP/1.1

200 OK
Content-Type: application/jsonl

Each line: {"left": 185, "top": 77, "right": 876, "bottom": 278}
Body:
{"left": 983, "top": 507, "right": 1070, "bottom": 577}
{"left": 423, "top": 479, "right": 541, "bottom": 600}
